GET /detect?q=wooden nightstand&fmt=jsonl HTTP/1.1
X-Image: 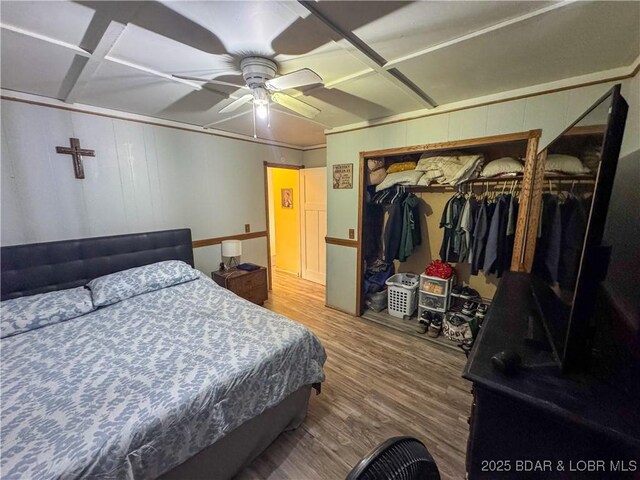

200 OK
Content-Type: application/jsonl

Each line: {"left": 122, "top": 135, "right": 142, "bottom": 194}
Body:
{"left": 212, "top": 267, "right": 268, "bottom": 305}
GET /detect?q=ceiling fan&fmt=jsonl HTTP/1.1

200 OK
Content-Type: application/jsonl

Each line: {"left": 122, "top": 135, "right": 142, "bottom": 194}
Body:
{"left": 173, "top": 57, "right": 323, "bottom": 134}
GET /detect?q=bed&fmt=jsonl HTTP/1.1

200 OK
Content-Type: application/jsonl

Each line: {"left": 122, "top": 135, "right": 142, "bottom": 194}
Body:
{"left": 0, "top": 229, "right": 326, "bottom": 479}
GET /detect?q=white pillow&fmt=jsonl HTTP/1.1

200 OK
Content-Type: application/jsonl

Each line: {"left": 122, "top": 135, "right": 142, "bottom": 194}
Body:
{"left": 88, "top": 260, "right": 199, "bottom": 307}
{"left": 480, "top": 157, "right": 524, "bottom": 177}
{"left": 1, "top": 287, "right": 94, "bottom": 339}
{"left": 545, "top": 154, "right": 590, "bottom": 174}
{"left": 375, "top": 170, "right": 424, "bottom": 192}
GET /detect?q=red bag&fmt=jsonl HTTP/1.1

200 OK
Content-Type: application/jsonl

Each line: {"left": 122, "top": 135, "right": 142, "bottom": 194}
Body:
{"left": 424, "top": 260, "right": 454, "bottom": 279}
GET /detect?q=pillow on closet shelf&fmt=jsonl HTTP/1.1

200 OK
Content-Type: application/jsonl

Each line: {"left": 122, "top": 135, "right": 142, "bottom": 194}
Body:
{"left": 368, "top": 168, "right": 387, "bottom": 186}
{"left": 386, "top": 161, "right": 417, "bottom": 174}
{"left": 375, "top": 170, "right": 424, "bottom": 192}
{"left": 415, "top": 155, "right": 445, "bottom": 172}
{"left": 441, "top": 155, "right": 484, "bottom": 185}
{"left": 416, "top": 174, "right": 432, "bottom": 186}
{"left": 422, "top": 169, "right": 444, "bottom": 182}
{"left": 367, "top": 158, "right": 385, "bottom": 172}
{"left": 545, "top": 154, "right": 590, "bottom": 174}
{"left": 480, "top": 157, "right": 524, "bottom": 177}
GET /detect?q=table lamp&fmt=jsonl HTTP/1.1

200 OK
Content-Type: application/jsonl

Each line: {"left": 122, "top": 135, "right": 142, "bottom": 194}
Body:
{"left": 221, "top": 239, "right": 242, "bottom": 268}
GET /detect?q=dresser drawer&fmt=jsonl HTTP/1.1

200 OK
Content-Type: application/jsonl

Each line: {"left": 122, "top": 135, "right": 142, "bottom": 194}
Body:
{"left": 229, "top": 270, "right": 266, "bottom": 291}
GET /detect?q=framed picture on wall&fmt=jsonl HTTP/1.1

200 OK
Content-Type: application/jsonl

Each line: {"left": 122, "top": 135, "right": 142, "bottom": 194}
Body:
{"left": 333, "top": 163, "right": 353, "bottom": 189}
{"left": 281, "top": 188, "right": 293, "bottom": 208}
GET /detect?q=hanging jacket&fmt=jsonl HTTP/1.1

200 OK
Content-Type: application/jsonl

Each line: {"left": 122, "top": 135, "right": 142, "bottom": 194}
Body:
{"left": 399, "top": 193, "right": 421, "bottom": 262}
{"left": 383, "top": 203, "right": 404, "bottom": 262}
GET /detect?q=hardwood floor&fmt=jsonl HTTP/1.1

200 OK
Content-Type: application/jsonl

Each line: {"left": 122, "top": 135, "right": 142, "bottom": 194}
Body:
{"left": 237, "top": 272, "right": 472, "bottom": 480}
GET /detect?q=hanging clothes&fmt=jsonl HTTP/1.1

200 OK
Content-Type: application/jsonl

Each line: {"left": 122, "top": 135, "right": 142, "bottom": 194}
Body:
{"left": 458, "top": 196, "right": 478, "bottom": 264}
{"left": 483, "top": 194, "right": 509, "bottom": 275}
{"left": 439, "top": 195, "right": 464, "bottom": 262}
{"left": 399, "top": 193, "right": 421, "bottom": 262}
{"left": 364, "top": 186, "right": 384, "bottom": 263}
{"left": 533, "top": 194, "right": 562, "bottom": 283}
{"left": 383, "top": 202, "right": 404, "bottom": 262}
{"left": 501, "top": 195, "right": 519, "bottom": 274}
{"left": 471, "top": 199, "right": 491, "bottom": 275}
{"left": 377, "top": 187, "right": 422, "bottom": 263}
{"left": 558, "top": 195, "right": 589, "bottom": 290}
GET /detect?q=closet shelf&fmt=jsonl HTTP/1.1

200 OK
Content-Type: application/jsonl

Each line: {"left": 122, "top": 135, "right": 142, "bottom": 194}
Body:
{"left": 402, "top": 173, "right": 596, "bottom": 192}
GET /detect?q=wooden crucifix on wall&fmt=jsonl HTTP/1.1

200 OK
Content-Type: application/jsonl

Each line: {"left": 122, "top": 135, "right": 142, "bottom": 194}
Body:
{"left": 55, "top": 138, "right": 96, "bottom": 179}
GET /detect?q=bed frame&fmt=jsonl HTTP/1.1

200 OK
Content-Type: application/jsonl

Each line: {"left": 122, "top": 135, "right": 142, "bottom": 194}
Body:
{"left": 1, "top": 229, "right": 313, "bottom": 479}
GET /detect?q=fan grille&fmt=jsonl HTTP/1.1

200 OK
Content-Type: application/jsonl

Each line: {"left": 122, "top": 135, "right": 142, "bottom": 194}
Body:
{"left": 348, "top": 437, "right": 440, "bottom": 480}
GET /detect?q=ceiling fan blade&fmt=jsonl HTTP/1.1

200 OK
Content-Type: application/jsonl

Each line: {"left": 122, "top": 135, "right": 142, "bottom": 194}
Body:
{"left": 219, "top": 94, "right": 253, "bottom": 113}
{"left": 265, "top": 69, "right": 323, "bottom": 91}
{"left": 172, "top": 75, "right": 249, "bottom": 90}
{"left": 271, "top": 92, "right": 321, "bottom": 119}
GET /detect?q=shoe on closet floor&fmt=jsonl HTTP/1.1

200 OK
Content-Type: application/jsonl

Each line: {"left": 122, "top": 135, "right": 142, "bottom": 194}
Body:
{"left": 462, "top": 301, "right": 478, "bottom": 316}
{"left": 416, "top": 320, "right": 429, "bottom": 334}
{"left": 420, "top": 310, "right": 433, "bottom": 327}
{"left": 476, "top": 303, "right": 488, "bottom": 319}
{"left": 460, "top": 286, "right": 480, "bottom": 299}
{"left": 452, "top": 285, "right": 463, "bottom": 296}
{"left": 428, "top": 314, "right": 443, "bottom": 338}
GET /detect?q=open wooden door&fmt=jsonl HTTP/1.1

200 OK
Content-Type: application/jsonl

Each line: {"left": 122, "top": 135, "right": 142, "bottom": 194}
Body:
{"left": 300, "top": 167, "right": 327, "bottom": 285}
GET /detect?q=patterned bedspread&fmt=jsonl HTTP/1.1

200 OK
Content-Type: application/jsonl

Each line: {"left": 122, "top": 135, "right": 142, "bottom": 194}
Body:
{"left": 1, "top": 274, "right": 326, "bottom": 479}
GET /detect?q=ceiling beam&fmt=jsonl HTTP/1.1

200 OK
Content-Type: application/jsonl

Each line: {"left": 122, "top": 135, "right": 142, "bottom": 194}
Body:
{"left": 0, "top": 23, "right": 90, "bottom": 56}
{"left": 103, "top": 55, "right": 203, "bottom": 89}
{"left": 298, "top": 1, "right": 438, "bottom": 108}
{"left": 61, "top": 22, "right": 126, "bottom": 104}
{"left": 298, "top": 0, "right": 577, "bottom": 94}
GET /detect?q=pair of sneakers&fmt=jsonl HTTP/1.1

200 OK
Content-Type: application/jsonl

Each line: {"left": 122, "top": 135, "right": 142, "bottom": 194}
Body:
{"left": 418, "top": 310, "right": 443, "bottom": 337}
{"left": 452, "top": 285, "right": 480, "bottom": 299}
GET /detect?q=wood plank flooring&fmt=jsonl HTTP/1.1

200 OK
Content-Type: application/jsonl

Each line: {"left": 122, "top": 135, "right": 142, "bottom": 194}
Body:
{"left": 236, "top": 272, "right": 472, "bottom": 480}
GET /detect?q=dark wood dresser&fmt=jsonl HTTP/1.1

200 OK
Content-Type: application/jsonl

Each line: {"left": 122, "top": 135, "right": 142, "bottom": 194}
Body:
{"left": 212, "top": 267, "right": 268, "bottom": 305}
{"left": 464, "top": 272, "right": 640, "bottom": 479}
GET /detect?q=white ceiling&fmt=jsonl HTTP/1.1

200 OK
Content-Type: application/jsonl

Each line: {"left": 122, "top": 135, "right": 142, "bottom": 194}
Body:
{"left": 1, "top": 1, "right": 639, "bottom": 147}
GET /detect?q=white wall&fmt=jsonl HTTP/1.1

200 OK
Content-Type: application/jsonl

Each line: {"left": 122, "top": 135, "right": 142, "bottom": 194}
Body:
{"left": 302, "top": 148, "right": 326, "bottom": 168}
{"left": 0, "top": 99, "right": 303, "bottom": 276}
{"left": 325, "top": 75, "right": 640, "bottom": 314}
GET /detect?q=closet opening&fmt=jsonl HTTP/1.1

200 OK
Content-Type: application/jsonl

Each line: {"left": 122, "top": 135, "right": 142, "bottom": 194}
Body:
{"left": 357, "top": 132, "right": 540, "bottom": 351}
{"left": 357, "top": 128, "right": 603, "bottom": 352}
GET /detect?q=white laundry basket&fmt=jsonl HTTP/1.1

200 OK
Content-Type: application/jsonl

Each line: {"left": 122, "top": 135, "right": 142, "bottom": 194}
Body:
{"left": 385, "top": 273, "right": 420, "bottom": 318}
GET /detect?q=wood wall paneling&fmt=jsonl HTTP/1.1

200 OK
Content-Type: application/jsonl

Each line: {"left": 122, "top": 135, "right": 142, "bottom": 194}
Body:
{"left": 0, "top": 98, "right": 304, "bottom": 277}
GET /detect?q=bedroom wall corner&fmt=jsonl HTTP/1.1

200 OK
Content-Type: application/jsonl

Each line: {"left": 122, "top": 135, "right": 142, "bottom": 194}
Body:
{"left": 302, "top": 148, "right": 327, "bottom": 168}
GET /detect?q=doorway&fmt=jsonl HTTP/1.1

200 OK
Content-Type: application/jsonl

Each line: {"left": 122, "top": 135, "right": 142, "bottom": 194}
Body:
{"left": 265, "top": 165, "right": 326, "bottom": 286}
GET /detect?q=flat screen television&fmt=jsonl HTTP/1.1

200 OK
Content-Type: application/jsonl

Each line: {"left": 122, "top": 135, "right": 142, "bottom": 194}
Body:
{"left": 530, "top": 84, "right": 628, "bottom": 372}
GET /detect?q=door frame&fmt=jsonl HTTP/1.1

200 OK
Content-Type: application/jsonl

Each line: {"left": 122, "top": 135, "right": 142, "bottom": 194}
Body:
{"left": 263, "top": 162, "right": 304, "bottom": 290}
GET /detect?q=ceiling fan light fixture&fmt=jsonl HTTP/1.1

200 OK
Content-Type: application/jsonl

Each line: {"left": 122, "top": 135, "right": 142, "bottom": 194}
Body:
{"left": 256, "top": 103, "right": 268, "bottom": 119}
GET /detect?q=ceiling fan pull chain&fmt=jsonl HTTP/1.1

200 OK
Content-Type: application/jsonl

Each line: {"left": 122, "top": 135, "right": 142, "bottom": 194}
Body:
{"left": 252, "top": 102, "right": 257, "bottom": 139}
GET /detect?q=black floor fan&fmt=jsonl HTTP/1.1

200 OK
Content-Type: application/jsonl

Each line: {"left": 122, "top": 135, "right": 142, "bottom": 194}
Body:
{"left": 346, "top": 436, "right": 441, "bottom": 480}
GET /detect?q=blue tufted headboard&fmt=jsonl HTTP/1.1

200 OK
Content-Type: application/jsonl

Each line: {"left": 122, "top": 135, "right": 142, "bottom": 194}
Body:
{"left": 1, "top": 229, "right": 194, "bottom": 301}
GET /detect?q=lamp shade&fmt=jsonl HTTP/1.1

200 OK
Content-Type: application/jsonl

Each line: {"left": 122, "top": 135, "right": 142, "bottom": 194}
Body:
{"left": 221, "top": 239, "right": 242, "bottom": 257}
